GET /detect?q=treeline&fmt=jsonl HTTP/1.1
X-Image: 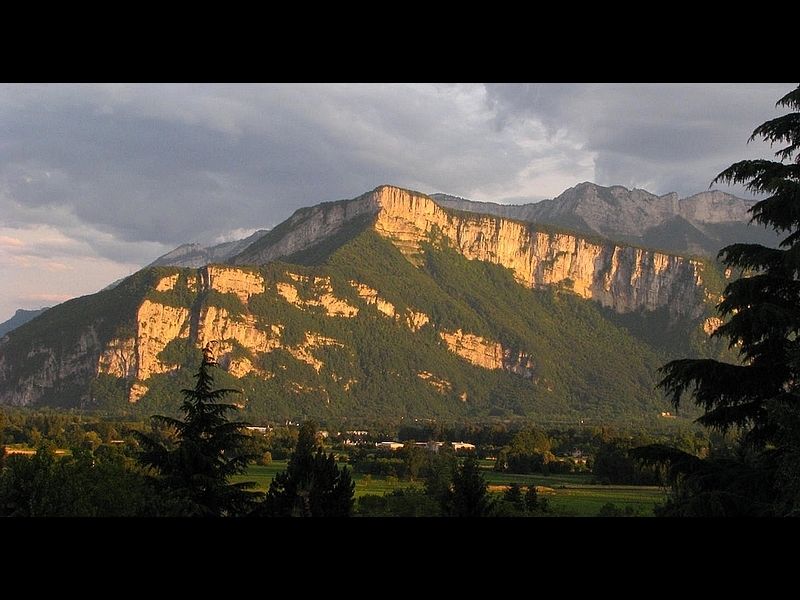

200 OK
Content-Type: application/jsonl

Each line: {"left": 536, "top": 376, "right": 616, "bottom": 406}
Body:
{"left": 0, "top": 408, "right": 303, "bottom": 463}
{"left": 0, "top": 410, "right": 141, "bottom": 450}
{"left": 0, "top": 382, "right": 729, "bottom": 517}
{"left": 0, "top": 355, "right": 355, "bottom": 518}
{"left": 1, "top": 408, "right": 718, "bottom": 488}
{"left": 491, "top": 425, "right": 720, "bottom": 484}
{"left": 345, "top": 423, "right": 722, "bottom": 486}
{"left": 354, "top": 445, "right": 548, "bottom": 518}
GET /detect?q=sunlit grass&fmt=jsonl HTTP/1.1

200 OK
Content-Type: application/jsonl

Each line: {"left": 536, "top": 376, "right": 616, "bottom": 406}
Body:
{"left": 232, "top": 459, "right": 667, "bottom": 515}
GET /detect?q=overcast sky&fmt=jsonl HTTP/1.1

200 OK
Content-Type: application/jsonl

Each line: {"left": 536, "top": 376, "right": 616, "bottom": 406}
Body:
{"left": 0, "top": 82, "right": 793, "bottom": 322}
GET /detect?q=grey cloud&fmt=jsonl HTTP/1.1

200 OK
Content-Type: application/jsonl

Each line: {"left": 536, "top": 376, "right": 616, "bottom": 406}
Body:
{"left": 0, "top": 83, "right": 549, "bottom": 260}
{"left": 1, "top": 82, "right": 797, "bottom": 323}
{"left": 484, "top": 82, "right": 795, "bottom": 198}
{"left": 1, "top": 82, "right": 795, "bottom": 268}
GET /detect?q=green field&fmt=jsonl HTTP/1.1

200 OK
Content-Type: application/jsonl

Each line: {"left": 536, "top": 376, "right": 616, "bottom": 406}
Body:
{"left": 232, "top": 459, "right": 666, "bottom": 517}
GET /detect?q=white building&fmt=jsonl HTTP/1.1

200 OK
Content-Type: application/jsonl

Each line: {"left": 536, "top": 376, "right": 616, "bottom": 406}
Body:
{"left": 376, "top": 441, "right": 405, "bottom": 451}
{"left": 452, "top": 442, "right": 476, "bottom": 451}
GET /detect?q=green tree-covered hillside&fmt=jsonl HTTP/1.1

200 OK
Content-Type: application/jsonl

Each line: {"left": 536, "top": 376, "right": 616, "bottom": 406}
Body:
{"left": 1, "top": 227, "right": 726, "bottom": 423}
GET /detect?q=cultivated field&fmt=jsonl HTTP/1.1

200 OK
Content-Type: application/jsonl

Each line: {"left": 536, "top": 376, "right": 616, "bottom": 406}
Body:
{"left": 232, "top": 459, "right": 666, "bottom": 517}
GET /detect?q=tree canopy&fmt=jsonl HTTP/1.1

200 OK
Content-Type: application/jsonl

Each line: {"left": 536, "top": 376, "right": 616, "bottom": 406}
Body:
{"left": 259, "top": 421, "right": 354, "bottom": 517}
{"left": 135, "top": 343, "right": 260, "bottom": 516}
{"left": 450, "top": 454, "right": 490, "bottom": 517}
{"left": 648, "top": 85, "right": 800, "bottom": 515}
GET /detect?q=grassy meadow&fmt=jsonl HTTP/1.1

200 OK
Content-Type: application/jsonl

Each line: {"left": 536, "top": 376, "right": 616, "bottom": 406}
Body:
{"left": 232, "top": 458, "right": 666, "bottom": 517}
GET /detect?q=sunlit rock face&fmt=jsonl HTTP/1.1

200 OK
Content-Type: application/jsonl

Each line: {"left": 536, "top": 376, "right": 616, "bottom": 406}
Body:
{"left": 0, "top": 185, "right": 715, "bottom": 407}
{"left": 370, "top": 185, "right": 705, "bottom": 318}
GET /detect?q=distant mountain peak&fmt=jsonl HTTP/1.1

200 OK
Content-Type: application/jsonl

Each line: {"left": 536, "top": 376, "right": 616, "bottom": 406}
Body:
{"left": 149, "top": 229, "right": 270, "bottom": 268}
{"left": 149, "top": 182, "right": 772, "bottom": 275}
{"left": 0, "top": 307, "right": 49, "bottom": 338}
{"left": 434, "top": 182, "right": 774, "bottom": 257}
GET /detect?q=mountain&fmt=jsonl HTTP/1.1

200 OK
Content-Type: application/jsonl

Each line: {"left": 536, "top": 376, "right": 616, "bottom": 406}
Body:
{"left": 432, "top": 182, "right": 781, "bottom": 257}
{"left": 149, "top": 229, "right": 270, "bottom": 268}
{"left": 0, "top": 308, "right": 49, "bottom": 338}
{"left": 0, "top": 186, "right": 729, "bottom": 422}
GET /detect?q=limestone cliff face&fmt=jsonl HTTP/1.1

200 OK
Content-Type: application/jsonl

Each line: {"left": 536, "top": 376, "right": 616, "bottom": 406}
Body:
{"left": 0, "top": 185, "right": 717, "bottom": 408}
{"left": 206, "top": 267, "right": 265, "bottom": 302}
{"left": 0, "top": 328, "right": 102, "bottom": 406}
{"left": 226, "top": 185, "right": 707, "bottom": 317}
{"left": 439, "top": 329, "right": 535, "bottom": 377}
{"left": 136, "top": 300, "right": 191, "bottom": 380}
{"left": 432, "top": 184, "right": 778, "bottom": 258}
{"left": 93, "top": 269, "right": 344, "bottom": 401}
{"left": 277, "top": 275, "right": 359, "bottom": 317}
{"left": 232, "top": 196, "right": 380, "bottom": 265}
{"left": 417, "top": 371, "right": 452, "bottom": 394}
{"left": 370, "top": 186, "right": 706, "bottom": 317}
{"left": 352, "top": 282, "right": 397, "bottom": 318}
{"left": 88, "top": 266, "right": 535, "bottom": 403}
{"left": 439, "top": 329, "right": 505, "bottom": 371}
{"left": 98, "top": 337, "right": 137, "bottom": 379}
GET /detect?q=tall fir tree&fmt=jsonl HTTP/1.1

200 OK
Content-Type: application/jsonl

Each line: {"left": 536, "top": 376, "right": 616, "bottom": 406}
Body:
{"left": 259, "top": 421, "right": 354, "bottom": 517}
{"left": 450, "top": 454, "right": 490, "bottom": 517}
{"left": 642, "top": 85, "right": 800, "bottom": 516}
{"left": 136, "top": 343, "right": 260, "bottom": 516}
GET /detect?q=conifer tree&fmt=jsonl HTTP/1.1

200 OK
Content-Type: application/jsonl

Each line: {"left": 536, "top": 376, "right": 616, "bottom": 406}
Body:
{"left": 503, "top": 482, "right": 524, "bottom": 508}
{"left": 450, "top": 454, "right": 490, "bottom": 517}
{"left": 136, "top": 343, "right": 259, "bottom": 516}
{"left": 644, "top": 85, "right": 800, "bottom": 515}
{"left": 524, "top": 483, "right": 541, "bottom": 513}
{"left": 260, "top": 421, "right": 354, "bottom": 517}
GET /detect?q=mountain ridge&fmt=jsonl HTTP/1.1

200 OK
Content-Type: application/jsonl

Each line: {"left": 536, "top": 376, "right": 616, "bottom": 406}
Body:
{"left": 432, "top": 182, "right": 779, "bottom": 257}
{"left": 0, "top": 185, "right": 728, "bottom": 420}
{"left": 146, "top": 181, "right": 773, "bottom": 271}
{"left": 228, "top": 185, "right": 711, "bottom": 318}
{"left": 0, "top": 308, "right": 49, "bottom": 338}
{"left": 149, "top": 229, "right": 270, "bottom": 268}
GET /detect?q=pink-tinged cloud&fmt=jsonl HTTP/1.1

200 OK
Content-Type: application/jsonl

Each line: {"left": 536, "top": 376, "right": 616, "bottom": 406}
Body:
{"left": 43, "top": 261, "right": 73, "bottom": 272}
{"left": 0, "top": 235, "right": 24, "bottom": 247}
{"left": 19, "top": 293, "right": 74, "bottom": 303}
{"left": 5, "top": 255, "right": 32, "bottom": 267}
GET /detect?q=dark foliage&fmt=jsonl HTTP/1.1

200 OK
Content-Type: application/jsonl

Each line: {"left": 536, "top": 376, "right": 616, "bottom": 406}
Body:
{"left": 0, "top": 444, "right": 158, "bottom": 517}
{"left": 356, "top": 488, "right": 440, "bottom": 517}
{"left": 650, "top": 85, "right": 800, "bottom": 516}
{"left": 592, "top": 439, "right": 660, "bottom": 485}
{"left": 135, "top": 344, "right": 260, "bottom": 516}
{"left": 502, "top": 482, "right": 525, "bottom": 513}
{"left": 450, "top": 454, "right": 490, "bottom": 517}
{"left": 525, "top": 483, "right": 546, "bottom": 513}
{"left": 259, "top": 421, "right": 354, "bottom": 517}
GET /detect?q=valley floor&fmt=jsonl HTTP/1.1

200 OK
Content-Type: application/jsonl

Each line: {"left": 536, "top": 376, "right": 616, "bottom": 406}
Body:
{"left": 232, "top": 459, "right": 666, "bottom": 517}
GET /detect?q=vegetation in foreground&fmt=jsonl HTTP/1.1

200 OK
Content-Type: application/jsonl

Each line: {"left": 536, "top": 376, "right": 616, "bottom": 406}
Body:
{"left": 0, "top": 372, "right": 675, "bottom": 517}
{"left": 636, "top": 84, "right": 800, "bottom": 516}
{"left": 233, "top": 460, "right": 664, "bottom": 517}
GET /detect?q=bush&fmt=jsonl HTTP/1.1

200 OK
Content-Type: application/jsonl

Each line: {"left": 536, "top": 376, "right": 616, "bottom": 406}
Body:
{"left": 597, "top": 502, "right": 635, "bottom": 517}
{"left": 356, "top": 488, "right": 440, "bottom": 517}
